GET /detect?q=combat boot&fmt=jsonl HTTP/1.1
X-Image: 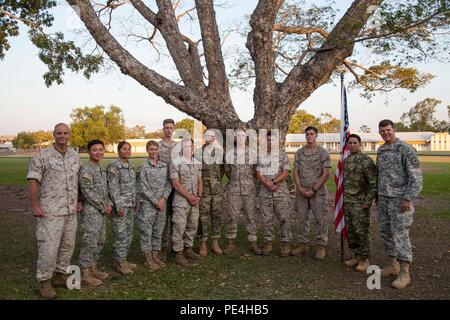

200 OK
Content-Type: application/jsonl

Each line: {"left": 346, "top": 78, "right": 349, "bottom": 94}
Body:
{"left": 152, "top": 250, "right": 166, "bottom": 268}
{"left": 91, "top": 263, "right": 109, "bottom": 280}
{"left": 280, "top": 242, "right": 291, "bottom": 257}
{"left": 381, "top": 257, "right": 400, "bottom": 277}
{"left": 344, "top": 258, "right": 359, "bottom": 267}
{"left": 38, "top": 279, "right": 57, "bottom": 300}
{"left": 355, "top": 258, "right": 370, "bottom": 273}
{"left": 262, "top": 241, "right": 273, "bottom": 256}
{"left": 115, "top": 261, "right": 133, "bottom": 275}
{"left": 53, "top": 273, "right": 68, "bottom": 288}
{"left": 199, "top": 241, "right": 208, "bottom": 257}
{"left": 223, "top": 239, "right": 235, "bottom": 255}
{"left": 174, "top": 251, "right": 190, "bottom": 267}
{"left": 81, "top": 268, "right": 102, "bottom": 287}
{"left": 144, "top": 252, "right": 160, "bottom": 271}
{"left": 124, "top": 261, "right": 138, "bottom": 270}
{"left": 159, "top": 247, "right": 167, "bottom": 262}
{"left": 249, "top": 241, "right": 262, "bottom": 255}
{"left": 314, "top": 245, "right": 326, "bottom": 260}
{"left": 211, "top": 239, "right": 223, "bottom": 255}
{"left": 184, "top": 247, "right": 201, "bottom": 260}
{"left": 290, "top": 243, "right": 309, "bottom": 256}
{"left": 391, "top": 262, "right": 411, "bottom": 289}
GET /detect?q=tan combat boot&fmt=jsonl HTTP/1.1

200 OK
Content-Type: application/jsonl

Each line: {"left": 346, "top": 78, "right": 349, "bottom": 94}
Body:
{"left": 249, "top": 241, "right": 262, "bottom": 255}
{"left": 314, "top": 245, "right": 326, "bottom": 260}
{"left": 184, "top": 247, "right": 201, "bottom": 261}
{"left": 91, "top": 263, "right": 109, "bottom": 280}
{"left": 53, "top": 273, "right": 68, "bottom": 288}
{"left": 211, "top": 239, "right": 223, "bottom": 256}
{"left": 81, "top": 268, "right": 102, "bottom": 287}
{"left": 144, "top": 252, "right": 161, "bottom": 271}
{"left": 391, "top": 262, "right": 411, "bottom": 289}
{"left": 152, "top": 250, "right": 166, "bottom": 268}
{"left": 280, "top": 242, "right": 291, "bottom": 257}
{"left": 159, "top": 247, "right": 167, "bottom": 262}
{"left": 344, "top": 258, "right": 359, "bottom": 268}
{"left": 116, "top": 261, "right": 133, "bottom": 275}
{"left": 290, "top": 243, "right": 309, "bottom": 256}
{"left": 262, "top": 241, "right": 273, "bottom": 256}
{"left": 381, "top": 257, "right": 400, "bottom": 277}
{"left": 355, "top": 258, "right": 370, "bottom": 273}
{"left": 174, "top": 251, "right": 190, "bottom": 267}
{"left": 222, "top": 239, "right": 235, "bottom": 255}
{"left": 38, "top": 279, "right": 57, "bottom": 300}
{"left": 124, "top": 261, "right": 138, "bottom": 270}
{"left": 199, "top": 241, "right": 208, "bottom": 257}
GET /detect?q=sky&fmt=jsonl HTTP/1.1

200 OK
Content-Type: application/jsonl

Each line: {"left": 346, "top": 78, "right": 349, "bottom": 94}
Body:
{"left": 0, "top": 0, "right": 449, "bottom": 136}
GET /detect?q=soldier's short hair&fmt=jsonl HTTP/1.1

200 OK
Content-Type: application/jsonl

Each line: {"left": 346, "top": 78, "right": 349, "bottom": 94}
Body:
{"left": 348, "top": 134, "right": 361, "bottom": 143}
{"left": 305, "top": 126, "right": 318, "bottom": 134}
{"left": 378, "top": 119, "right": 395, "bottom": 129}
{"left": 53, "top": 123, "right": 70, "bottom": 133}
{"left": 117, "top": 141, "right": 131, "bottom": 152}
{"left": 163, "top": 119, "right": 175, "bottom": 126}
{"left": 146, "top": 140, "right": 159, "bottom": 149}
{"left": 87, "top": 139, "right": 104, "bottom": 151}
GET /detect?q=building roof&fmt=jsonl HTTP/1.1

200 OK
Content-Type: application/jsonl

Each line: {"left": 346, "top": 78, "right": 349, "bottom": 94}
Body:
{"left": 285, "top": 132, "right": 436, "bottom": 143}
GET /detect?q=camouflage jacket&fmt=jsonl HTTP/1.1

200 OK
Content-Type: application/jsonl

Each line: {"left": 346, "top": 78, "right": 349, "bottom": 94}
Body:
{"left": 107, "top": 159, "right": 137, "bottom": 210}
{"left": 79, "top": 161, "right": 112, "bottom": 213}
{"left": 343, "top": 152, "right": 378, "bottom": 205}
{"left": 27, "top": 145, "right": 81, "bottom": 216}
{"left": 225, "top": 148, "right": 257, "bottom": 195}
{"left": 196, "top": 144, "right": 225, "bottom": 195}
{"left": 294, "top": 145, "right": 331, "bottom": 195}
{"left": 170, "top": 156, "right": 202, "bottom": 207}
{"left": 376, "top": 139, "right": 423, "bottom": 200}
{"left": 137, "top": 159, "right": 172, "bottom": 206}
{"left": 256, "top": 151, "right": 291, "bottom": 198}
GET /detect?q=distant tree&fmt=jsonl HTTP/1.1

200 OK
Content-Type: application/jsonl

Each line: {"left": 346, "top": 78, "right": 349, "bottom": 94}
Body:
{"left": 318, "top": 113, "right": 340, "bottom": 133}
{"left": 400, "top": 98, "right": 441, "bottom": 132}
{"left": 145, "top": 130, "right": 164, "bottom": 139}
{"left": 288, "top": 110, "right": 320, "bottom": 134}
{"left": 126, "top": 125, "right": 146, "bottom": 139}
{"left": 359, "top": 125, "right": 371, "bottom": 133}
{"left": 12, "top": 132, "right": 35, "bottom": 149}
{"left": 70, "top": 105, "right": 126, "bottom": 149}
{"left": 175, "top": 118, "right": 195, "bottom": 135}
{"left": 31, "top": 130, "right": 53, "bottom": 143}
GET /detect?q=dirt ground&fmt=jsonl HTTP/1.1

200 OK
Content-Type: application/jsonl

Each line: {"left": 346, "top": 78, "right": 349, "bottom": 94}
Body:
{"left": 0, "top": 185, "right": 449, "bottom": 299}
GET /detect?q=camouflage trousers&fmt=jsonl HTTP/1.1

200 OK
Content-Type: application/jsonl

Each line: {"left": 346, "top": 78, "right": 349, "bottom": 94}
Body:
{"left": 296, "top": 194, "right": 329, "bottom": 246}
{"left": 172, "top": 204, "right": 199, "bottom": 252}
{"left": 198, "top": 193, "right": 224, "bottom": 242}
{"left": 161, "top": 191, "right": 174, "bottom": 249}
{"left": 78, "top": 205, "right": 106, "bottom": 269}
{"left": 111, "top": 208, "right": 135, "bottom": 263}
{"left": 137, "top": 201, "right": 167, "bottom": 254}
{"left": 36, "top": 214, "right": 77, "bottom": 281}
{"left": 225, "top": 193, "right": 257, "bottom": 242}
{"left": 259, "top": 194, "right": 292, "bottom": 242}
{"left": 344, "top": 202, "right": 371, "bottom": 258}
{"left": 378, "top": 196, "right": 414, "bottom": 262}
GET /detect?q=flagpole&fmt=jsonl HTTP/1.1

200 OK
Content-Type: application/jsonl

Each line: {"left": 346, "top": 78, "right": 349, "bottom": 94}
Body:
{"left": 340, "top": 73, "right": 345, "bottom": 263}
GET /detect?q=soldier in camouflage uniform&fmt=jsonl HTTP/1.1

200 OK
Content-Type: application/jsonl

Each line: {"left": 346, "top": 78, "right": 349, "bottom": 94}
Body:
{"left": 197, "top": 129, "right": 225, "bottom": 257}
{"left": 343, "top": 134, "right": 377, "bottom": 272}
{"left": 107, "top": 141, "right": 138, "bottom": 275}
{"left": 377, "top": 119, "right": 423, "bottom": 289}
{"left": 137, "top": 140, "right": 172, "bottom": 271}
{"left": 292, "top": 126, "right": 331, "bottom": 260}
{"left": 255, "top": 131, "right": 292, "bottom": 257}
{"left": 170, "top": 138, "right": 203, "bottom": 267}
{"left": 78, "top": 140, "right": 113, "bottom": 287}
{"left": 224, "top": 128, "right": 261, "bottom": 255}
{"left": 27, "top": 123, "right": 82, "bottom": 299}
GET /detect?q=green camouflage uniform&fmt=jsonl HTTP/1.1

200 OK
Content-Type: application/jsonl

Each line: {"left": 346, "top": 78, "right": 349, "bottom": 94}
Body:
{"left": 256, "top": 151, "right": 292, "bottom": 243}
{"left": 107, "top": 159, "right": 137, "bottom": 263}
{"left": 137, "top": 159, "right": 172, "bottom": 253}
{"left": 343, "top": 152, "right": 377, "bottom": 259}
{"left": 377, "top": 139, "right": 423, "bottom": 263}
{"left": 27, "top": 145, "right": 81, "bottom": 281}
{"left": 78, "top": 161, "right": 112, "bottom": 269}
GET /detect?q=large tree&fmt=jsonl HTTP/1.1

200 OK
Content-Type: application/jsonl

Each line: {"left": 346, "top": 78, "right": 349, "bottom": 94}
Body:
{"left": 2, "top": 1, "right": 449, "bottom": 136}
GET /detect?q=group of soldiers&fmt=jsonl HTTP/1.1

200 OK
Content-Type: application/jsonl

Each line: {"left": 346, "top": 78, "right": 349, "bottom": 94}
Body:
{"left": 27, "top": 118, "right": 422, "bottom": 300}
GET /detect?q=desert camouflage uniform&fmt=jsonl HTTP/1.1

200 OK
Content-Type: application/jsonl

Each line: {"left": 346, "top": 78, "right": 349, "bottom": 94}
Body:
{"left": 170, "top": 157, "right": 202, "bottom": 252}
{"left": 256, "top": 151, "right": 292, "bottom": 242}
{"left": 294, "top": 145, "right": 331, "bottom": 246}
{"left": 137, "top": 159, "right": 172, "bottom": 253}
{"left": 197, "top": 144, "right": 225, "bottom": 242}
{"left": 377, "top": 139, "right": 423, "bottom": 263}
{"left": 27, "top": 145, "right": 81, "bottom": 281}
{"left": 343, "top": 152, "right": 377, "bottom": 258}
{"left": 225, "top": 148, "right": 258, "bottom": 242}
{"left": 107, "top": 159, "right": 137, "bottom": 263}
{"left": 78, "top": 161, "right": 112, "bottom": 269}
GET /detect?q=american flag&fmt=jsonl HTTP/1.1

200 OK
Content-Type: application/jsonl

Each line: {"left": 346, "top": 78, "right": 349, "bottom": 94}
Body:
{"left": 334, "top": 77, "right": 350, "bottom": 237}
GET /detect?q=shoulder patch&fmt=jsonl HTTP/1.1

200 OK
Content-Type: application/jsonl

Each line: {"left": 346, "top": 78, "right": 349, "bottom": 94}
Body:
{"left": 108, "top": 165, "right": 119, "bottom": 175}
{"left": 82, "top": 171, "right": 93, "bottom": 180}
